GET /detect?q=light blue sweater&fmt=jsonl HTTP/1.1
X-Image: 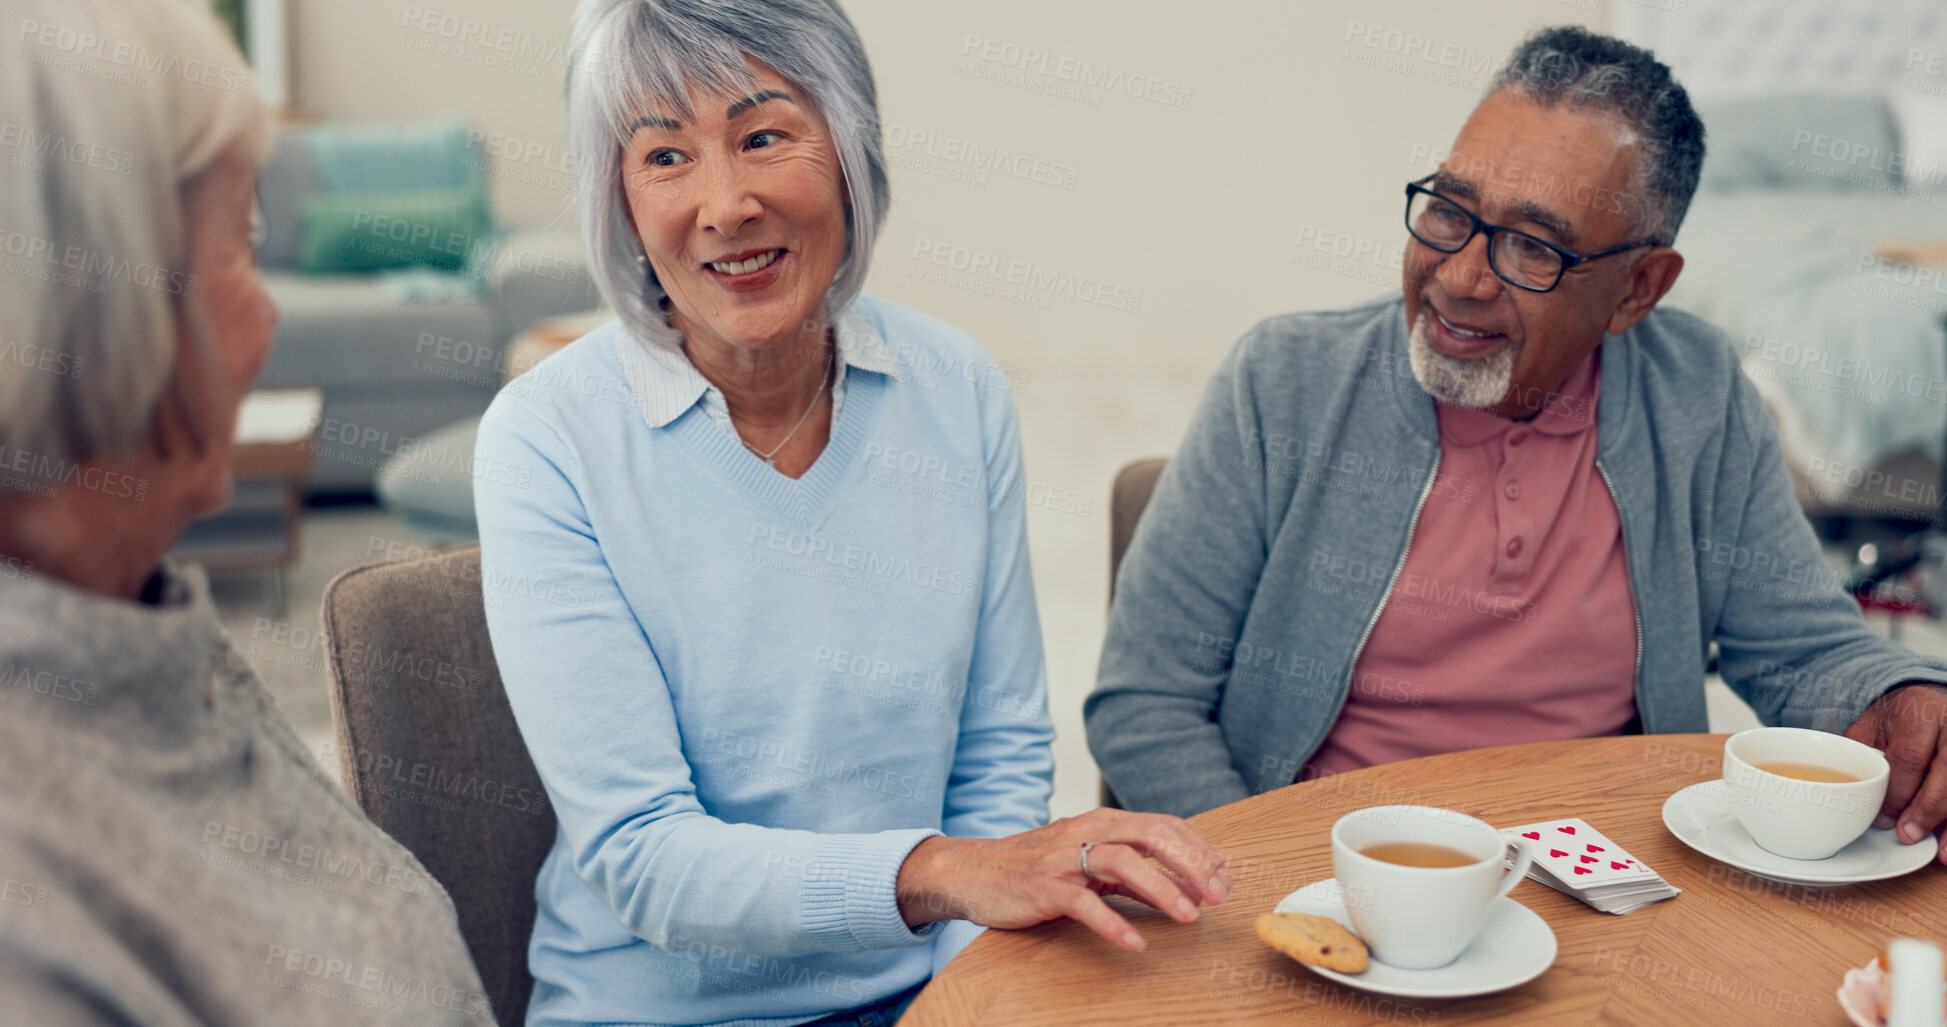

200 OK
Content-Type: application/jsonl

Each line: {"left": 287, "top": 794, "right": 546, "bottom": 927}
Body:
{"left": 473, "top": 295, "right": 1054, "bottom": 1027}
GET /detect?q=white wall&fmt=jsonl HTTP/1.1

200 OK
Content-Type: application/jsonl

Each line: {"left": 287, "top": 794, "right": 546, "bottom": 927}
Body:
{"left": 856, "top": 0, "right": 1604, "bottom": 367}
{"left": 293, "top": 0, "right": 1612, "bottom": 813}
{"left": 295, "top": 0, "right": 1607, "bottom": 311}
{"left": 294, "top": 0, "right": 584, "bottom": 230}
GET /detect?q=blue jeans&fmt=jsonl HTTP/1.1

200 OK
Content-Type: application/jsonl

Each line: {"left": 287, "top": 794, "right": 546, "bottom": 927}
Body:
{"left": 799, "top": 980, "right": 926, "bottom": 1027}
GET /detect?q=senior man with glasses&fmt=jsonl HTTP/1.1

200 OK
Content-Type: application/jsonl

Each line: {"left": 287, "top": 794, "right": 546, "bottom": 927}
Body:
{"left": 1088, "top": 26, "right": 1947, "bottom": 857}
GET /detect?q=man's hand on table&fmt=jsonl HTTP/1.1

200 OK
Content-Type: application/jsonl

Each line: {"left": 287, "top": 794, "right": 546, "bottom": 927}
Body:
{"left": 1845, "top": 682, "right": 1947, "bottom": 862}
{"left": 895, "top": 808, "right": 1231, "bottom": 953}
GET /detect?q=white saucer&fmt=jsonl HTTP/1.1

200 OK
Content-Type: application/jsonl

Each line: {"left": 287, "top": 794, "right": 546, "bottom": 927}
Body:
{"left": 1272, "top": 878, "right": 1556, "bottom": 999}
{"left": 1661, "top": 780, "right": 1936, "bottom": 887}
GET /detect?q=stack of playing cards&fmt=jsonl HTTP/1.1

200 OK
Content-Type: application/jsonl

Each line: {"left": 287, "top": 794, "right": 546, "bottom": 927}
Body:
{"left": 1498, "top": 817, "right": 1681, "bottom": 915}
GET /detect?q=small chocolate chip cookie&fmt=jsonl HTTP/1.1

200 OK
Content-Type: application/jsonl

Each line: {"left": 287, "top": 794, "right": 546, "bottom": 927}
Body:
{"left": 1254, "top": 912, "right": 1370, "bottom": 974}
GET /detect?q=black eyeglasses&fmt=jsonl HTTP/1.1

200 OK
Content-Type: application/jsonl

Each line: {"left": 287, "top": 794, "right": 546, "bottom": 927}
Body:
{"left": 1403, "top": 177, "right": 1660, "bottom": 293}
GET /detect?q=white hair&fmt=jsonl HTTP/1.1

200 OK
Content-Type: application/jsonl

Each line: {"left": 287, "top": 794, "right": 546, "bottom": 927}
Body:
{"left": 0, "top": 0, "right": 271, "bottom": 493}
{"left": 564, "top": 0, "right": 890, "bottom": 352}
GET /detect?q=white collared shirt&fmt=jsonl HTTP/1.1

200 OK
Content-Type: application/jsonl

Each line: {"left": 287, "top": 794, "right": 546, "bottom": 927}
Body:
{"left": 614, "top": 304, "right": 903, "bottom": 439}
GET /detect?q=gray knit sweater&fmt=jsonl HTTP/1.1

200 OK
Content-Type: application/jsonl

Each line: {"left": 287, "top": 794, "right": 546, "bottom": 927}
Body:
{"left": 0, "top": 562, "right": 491, "bottom": 1025}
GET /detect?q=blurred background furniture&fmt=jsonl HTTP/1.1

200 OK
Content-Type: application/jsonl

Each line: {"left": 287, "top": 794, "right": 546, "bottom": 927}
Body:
{"left": 1098, "top": 457, "right": 1168, "bottom": 809}
{"left": 1617, "top": 0, "right": 1947, "bottom": 618}
{"left": 321, "top": 544, "right": 552, "bottom": 1027}
{"left": 1109, "top": 458, "right": 1168, "bottom": 605}
{"left": 373, "top": 308, "right": 609, "bottom": 543}
{"left": 171, "top": 387, "right": 323, "bottom": 612}
{"left": 253, "top": 117, "right": 599, "bottom": 495}
{"left": 502, "top": 311, "right": 607, "bottom": 380}
{"left": 368, "top": 415, "right": 484, "bottom": 545}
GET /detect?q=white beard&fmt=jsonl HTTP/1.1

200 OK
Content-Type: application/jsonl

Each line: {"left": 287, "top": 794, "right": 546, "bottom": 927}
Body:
{"left": 1407, "top": 311, "right": 1517, "bottom": 409}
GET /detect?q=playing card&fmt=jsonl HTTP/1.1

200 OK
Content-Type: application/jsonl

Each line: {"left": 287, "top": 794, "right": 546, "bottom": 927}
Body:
{"left": 1504, "top": 818, "right": 1651, "bottom": 888}
{"left": 1499, "top": 817, "right": 1680, "bottom": 915}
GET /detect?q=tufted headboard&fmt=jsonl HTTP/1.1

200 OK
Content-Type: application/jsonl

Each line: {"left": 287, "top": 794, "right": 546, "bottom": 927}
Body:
{"left": 1612, "top": 0, "right": 1947, "bottom": 102}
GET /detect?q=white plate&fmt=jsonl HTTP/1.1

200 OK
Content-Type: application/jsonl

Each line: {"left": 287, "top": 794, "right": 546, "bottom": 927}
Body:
{"left": 1271, "top": 878, "right": 1556, "bottom": 999}
{"left": 1661, "top": 780, "right": 1936, "bottom": 886}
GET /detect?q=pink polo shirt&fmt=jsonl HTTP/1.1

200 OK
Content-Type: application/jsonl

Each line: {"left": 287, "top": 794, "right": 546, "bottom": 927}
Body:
{"left": 1303, "top": 351, "right": 1639, "bottom": 779}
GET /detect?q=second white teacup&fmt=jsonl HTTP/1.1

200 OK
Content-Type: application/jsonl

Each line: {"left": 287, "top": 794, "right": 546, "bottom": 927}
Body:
{"left": 1331, "top": 805, "right": 1532, "bottom": 970}
{"left": 1721, "top": 727, "right": 1889, "bottom": 860}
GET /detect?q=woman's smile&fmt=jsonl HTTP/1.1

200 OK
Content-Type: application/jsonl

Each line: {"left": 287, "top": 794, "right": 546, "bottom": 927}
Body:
{"left": 701, "top": 246, "right": 789, "bottom": 293}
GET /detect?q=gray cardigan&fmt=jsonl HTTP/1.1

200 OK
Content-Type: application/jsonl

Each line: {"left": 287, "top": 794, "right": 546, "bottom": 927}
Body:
{"left": 1087, "top": 295, "right": 1947, "bottom": 819}
{"left": 0, "top": 563, "right": 489, "bottom": 1025}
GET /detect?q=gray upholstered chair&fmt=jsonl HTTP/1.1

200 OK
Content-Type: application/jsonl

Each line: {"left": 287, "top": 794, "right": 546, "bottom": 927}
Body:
{"left": 1109, "top": 459, "right": 1167, "bottom": 604}
{"left": 321, "top": 544, "right": 553, "bottom": 1027}
{"left": 1098, "top": 458, "right": 1168, "bottom": 809}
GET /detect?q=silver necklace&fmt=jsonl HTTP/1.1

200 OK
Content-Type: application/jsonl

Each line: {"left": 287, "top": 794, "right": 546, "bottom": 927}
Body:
{"left": 739, "top": 347, "right": 833, "bottom": 467}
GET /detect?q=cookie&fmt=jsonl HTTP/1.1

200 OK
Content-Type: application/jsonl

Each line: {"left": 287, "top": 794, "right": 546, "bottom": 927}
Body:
{"left": 1254, "top": 912, "right": 1370, "bottom": 974}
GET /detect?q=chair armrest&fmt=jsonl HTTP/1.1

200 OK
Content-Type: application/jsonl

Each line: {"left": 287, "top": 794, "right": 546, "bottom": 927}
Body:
{"left": 485, "top": 226, "right": 602, "bottom": 342}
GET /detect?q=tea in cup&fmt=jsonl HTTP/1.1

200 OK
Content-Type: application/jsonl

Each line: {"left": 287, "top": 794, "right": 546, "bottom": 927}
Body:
{"left": 1331, "top": 805, "right": 1533, "bottom": 970}
{"left": 1721, "top": 727, "right": 1889, "bottom": 860}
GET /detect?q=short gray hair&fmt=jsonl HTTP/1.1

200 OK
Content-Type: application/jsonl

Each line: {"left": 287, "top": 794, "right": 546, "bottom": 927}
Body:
{"left": 1487, "top": 26, "right": 1705, "bottom": 245}
{"left": 0, "top": 0, "right": 269, "bottom": 491}
{"left": 565, "top": 0, "right": 890, "bottom": 352}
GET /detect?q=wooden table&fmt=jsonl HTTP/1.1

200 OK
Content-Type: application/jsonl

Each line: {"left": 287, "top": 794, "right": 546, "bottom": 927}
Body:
{"left": 904, "top": 735, "right": 1944, "bottom": 1026}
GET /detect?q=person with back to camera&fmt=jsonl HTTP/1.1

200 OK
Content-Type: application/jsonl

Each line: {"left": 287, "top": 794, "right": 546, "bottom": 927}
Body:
{"left": 0, "top": 1, "right": 490, "bottom": 1023}
{"left": 473, "top": 2, "right": 1230, "bottom": 1024}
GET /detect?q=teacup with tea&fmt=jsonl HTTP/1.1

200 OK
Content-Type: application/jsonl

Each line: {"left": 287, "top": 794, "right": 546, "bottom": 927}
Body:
{"left": 1331, "top": 805, "right": 1533, "bottom": 970}
{"left": 1721, "top": 726, "right": 1890, "bottom": 860}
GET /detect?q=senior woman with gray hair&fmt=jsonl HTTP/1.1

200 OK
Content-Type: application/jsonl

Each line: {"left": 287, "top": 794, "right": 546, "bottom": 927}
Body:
{"left": 472, "top": 1, "right": 1228, "bottom": 1023}
{"left": 0, "top": 1, "right": 487, "bottom": 1023}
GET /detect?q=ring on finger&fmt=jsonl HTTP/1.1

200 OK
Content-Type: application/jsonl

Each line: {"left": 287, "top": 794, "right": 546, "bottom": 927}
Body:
{"left": 1079, "top": 841, "right": 1100, "bottom": 882}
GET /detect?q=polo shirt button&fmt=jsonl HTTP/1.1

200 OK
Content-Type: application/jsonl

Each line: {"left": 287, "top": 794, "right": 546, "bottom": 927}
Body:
{"left": 1508, "top": 430, "right": 1528, "bottom": 446}
{"left": 1504, "top": 481, "right": 1521, "bottom": 500}
{"left": 1506, "top": 537, "right": 1523, "bottom": 559}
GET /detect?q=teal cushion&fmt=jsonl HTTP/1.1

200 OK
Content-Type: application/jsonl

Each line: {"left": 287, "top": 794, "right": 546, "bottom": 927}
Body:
{"left": 299, "top": 187, "right": 492, "bottom": 274}
{"left": 299, "top": 116, "right": 486, "bottom": 193}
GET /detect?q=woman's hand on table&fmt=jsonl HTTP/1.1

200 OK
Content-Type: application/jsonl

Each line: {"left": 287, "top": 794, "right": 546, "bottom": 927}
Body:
{"left": 895, "top": 808, "right": 1231, "bottom": 953}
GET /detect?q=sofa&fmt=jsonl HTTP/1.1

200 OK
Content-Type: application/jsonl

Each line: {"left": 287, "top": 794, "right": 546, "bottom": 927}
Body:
{"left": 252, "top": 119, "right": 600, "bottom": 494}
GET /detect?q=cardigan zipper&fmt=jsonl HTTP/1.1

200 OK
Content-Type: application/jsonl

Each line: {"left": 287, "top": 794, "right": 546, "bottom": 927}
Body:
{"left": 1313, "top": 449, "right": 1443, "bottom": 776}
{"left": 1596, "top": 460, "right": 1646, "bottom": 727}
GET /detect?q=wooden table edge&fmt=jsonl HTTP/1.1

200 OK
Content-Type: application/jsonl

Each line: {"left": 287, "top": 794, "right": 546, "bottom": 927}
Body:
{"left": 903, "top": 734, "right": 1902, "bottom": 1026}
